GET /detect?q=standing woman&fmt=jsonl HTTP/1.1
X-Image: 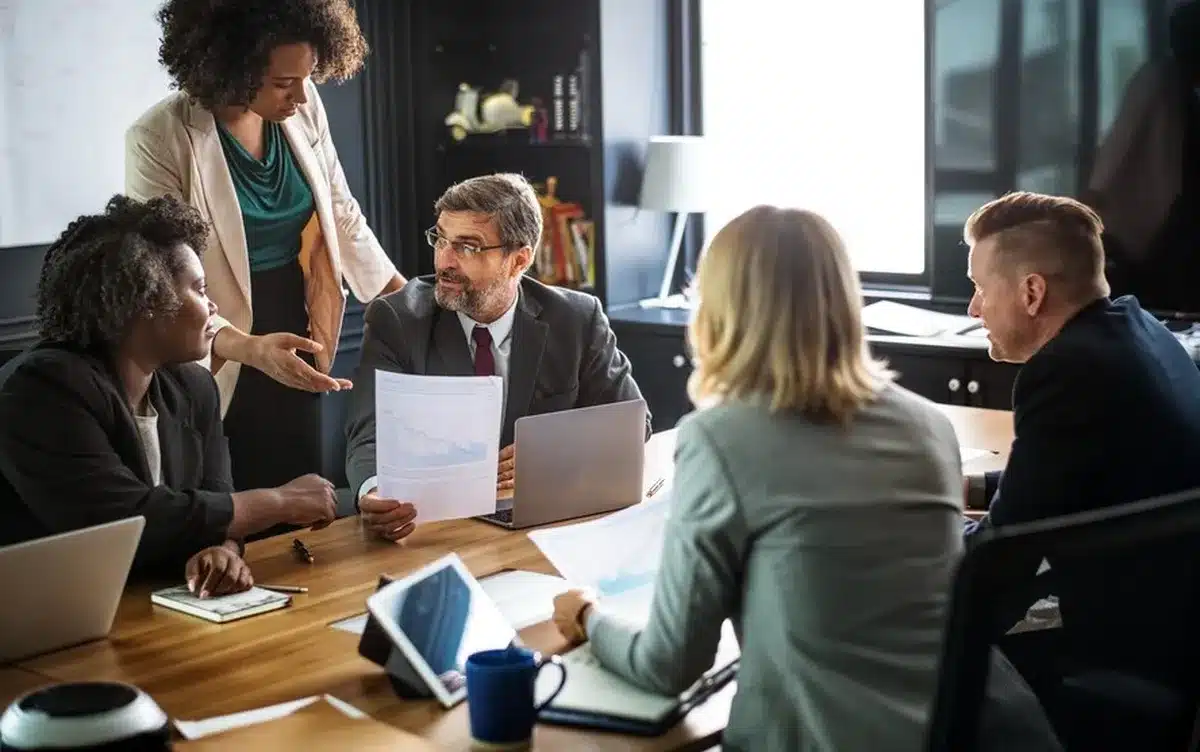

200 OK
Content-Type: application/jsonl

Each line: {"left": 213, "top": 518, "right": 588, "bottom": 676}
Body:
{"left": 126, "top": 0, "right": 406, "bottom": 492}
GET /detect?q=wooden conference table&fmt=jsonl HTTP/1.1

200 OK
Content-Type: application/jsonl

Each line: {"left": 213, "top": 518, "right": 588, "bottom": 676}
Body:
{"left": 0, "top": 405, "right": 1013, "bottom": 749}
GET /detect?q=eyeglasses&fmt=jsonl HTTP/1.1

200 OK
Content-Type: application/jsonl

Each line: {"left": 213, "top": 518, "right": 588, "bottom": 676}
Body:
{"left": 424, "top": 227, "right": 509, "bottom": 256}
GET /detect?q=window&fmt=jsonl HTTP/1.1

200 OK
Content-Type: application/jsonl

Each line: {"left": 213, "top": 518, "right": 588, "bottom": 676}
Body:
{"left": 929, "top": 0, "right": 1156, "bottom": 301}
{"left": 699, "top": 1, "right": 927, "bottom": 277}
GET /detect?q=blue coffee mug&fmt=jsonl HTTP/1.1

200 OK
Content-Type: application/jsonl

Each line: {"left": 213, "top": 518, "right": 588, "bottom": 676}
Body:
{"left": 466, "top": 646, "right": 567, "bottom": 747}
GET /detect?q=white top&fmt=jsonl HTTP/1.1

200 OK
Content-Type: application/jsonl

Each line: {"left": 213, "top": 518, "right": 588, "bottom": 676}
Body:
{"left": 133, "top": 402, "right": 162, "bottom": 487}
{"left": 358, "top": 296, "right": 519, "bottom": 502}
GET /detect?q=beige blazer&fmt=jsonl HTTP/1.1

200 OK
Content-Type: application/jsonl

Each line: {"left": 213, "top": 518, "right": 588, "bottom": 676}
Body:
{"left": 124, "top": 81, "right": 398, "bottom": 416}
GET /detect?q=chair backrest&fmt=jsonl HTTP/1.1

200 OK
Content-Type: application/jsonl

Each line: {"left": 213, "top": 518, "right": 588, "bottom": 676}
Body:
{"left": 926, "top": 486, "right": 1200, "bottom": 752}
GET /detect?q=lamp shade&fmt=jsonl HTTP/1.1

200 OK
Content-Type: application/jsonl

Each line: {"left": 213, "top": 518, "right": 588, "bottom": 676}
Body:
{"left": 638, "top": 135, "right": 710, "bottom": 212}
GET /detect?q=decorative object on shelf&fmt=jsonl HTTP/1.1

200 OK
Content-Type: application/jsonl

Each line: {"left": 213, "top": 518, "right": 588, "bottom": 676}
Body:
{"left": 638, "top": 135, "right": 711, "bottom": 309}
{"left": 444, "top": 79, "right": 535, "bottom": 142}
{"left": 532, "top": 177, "right": 594, "bottom": 290}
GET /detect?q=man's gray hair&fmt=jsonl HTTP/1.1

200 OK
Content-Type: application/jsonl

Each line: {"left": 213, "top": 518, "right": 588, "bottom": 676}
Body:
{"left": 434, "top": 173, "right": 543, "bottom": 251}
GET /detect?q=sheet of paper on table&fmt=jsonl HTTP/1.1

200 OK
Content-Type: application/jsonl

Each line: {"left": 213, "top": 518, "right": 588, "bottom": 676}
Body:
{"left": 173, "top": 694, "right": 366, "bottom": 740}
{"left": 960, "top": 447, "right": 998, "bottom": 464}
{"left": 527, "top": 497, "right": 672, "bottom": 627}
{"left": 328, "top": 569, "right": 572, "bottom": 636}
{"left": 374, "top": 371, "right": 503, "bottom": 522}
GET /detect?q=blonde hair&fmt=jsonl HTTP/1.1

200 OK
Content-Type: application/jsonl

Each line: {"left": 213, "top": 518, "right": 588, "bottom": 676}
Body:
{"left": 963, "top": 191, "right": 1109, "bottom": 303}
{"left": 687, "top": 205, "right": 892, "bottom": 423}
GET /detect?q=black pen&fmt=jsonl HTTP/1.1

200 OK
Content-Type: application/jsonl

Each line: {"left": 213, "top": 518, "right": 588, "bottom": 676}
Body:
{"left": 292, "top": 538, "right": 314, "bottom": 564}
{"left": 646, "top": 478, "right": 666, "bottom": 497}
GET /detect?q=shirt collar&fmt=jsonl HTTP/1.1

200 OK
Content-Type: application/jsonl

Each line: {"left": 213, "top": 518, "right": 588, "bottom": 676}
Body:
{"left": 456, "top": 293, "right": 519, "bottom": 348}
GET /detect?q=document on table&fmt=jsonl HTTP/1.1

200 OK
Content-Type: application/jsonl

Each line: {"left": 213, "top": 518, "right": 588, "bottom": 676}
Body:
{"left": 862, "top": 300, "right": 982, "bottom": 337}
{"left": 174, "top": 695, "right": 366, "bottom": 740}
{"left": 374, "top": 371, "right": 503, "bottom": 522}
{"left": 328, "top": 570, "right": 570, "bottom": 635}
{"left": 527, "top": 498, "right": 671, "bottom": 627}
{"left": 960, "top": 447, "right": 998, "bottom": 464}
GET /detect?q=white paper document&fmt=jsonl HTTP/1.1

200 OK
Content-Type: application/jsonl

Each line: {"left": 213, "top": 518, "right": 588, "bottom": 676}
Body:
{"left": 174, "top": 695, "right": 366, "bottom": 740}
{"left": 527, "top": 498, "right": 670, "bottom": 626}
{"left": 328, "top": 570, "right": 571, "bottom": 636}
{"left": 375, "top": 371, "right": 503, "bottom": 522}
{"left": 862, "top": 300, "right": 981, "bottom": 337}
{"left": 478, "top": 570, "right": 572, "bottom": 629}
{"left": 330, "top": 613, "right": 369, "bottom": 635}
{"left": 960, "top": 447, "right": 998, "bottom": 464}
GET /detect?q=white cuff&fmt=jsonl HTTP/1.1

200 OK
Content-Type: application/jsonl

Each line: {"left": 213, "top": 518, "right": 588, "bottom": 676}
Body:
{"left": 358, "top": 476, "right": 378, "bottom": 502}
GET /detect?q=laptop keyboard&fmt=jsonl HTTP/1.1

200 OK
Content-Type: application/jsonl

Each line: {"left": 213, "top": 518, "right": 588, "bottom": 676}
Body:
{"left": 482, "top": 508, "right": 513, "bottom": 525}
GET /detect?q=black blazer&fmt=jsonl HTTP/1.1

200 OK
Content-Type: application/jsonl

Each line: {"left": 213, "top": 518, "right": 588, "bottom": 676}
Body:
{"left": 0, "top": 344, "right": 236, "bottom": 573}
{"left": 971, "top": 296, "right": 1200, "bottom": 690}
{"left": 344, "top": 275, "right": 651, "bottom": 496}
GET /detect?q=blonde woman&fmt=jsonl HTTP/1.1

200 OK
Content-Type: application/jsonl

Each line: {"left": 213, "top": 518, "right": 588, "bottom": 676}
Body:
{"left": 551, "top": 206, "right": 1060, "bottom": 750}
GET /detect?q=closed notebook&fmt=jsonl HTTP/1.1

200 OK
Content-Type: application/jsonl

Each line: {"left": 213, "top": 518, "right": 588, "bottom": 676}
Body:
{"left": 150, "top": 586, "right": 290, "bottom": 623}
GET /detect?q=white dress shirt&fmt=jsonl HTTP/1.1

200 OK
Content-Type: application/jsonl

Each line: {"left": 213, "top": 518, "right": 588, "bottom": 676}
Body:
{"left": 133, "top": 402, "right": 162, "bottom": 487}
{"left": 358, "top": 297, "right": 519, "bottom": 501}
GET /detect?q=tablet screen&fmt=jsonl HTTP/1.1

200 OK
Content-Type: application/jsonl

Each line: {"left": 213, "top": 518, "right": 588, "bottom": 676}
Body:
{"left": 368, "top": 555, "right": 516, "bottom": 705}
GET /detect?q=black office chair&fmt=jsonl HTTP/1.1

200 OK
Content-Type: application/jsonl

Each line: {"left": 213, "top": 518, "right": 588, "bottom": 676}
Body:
{"left": 926, "top": 487, "right": 1200, "bottom": 752}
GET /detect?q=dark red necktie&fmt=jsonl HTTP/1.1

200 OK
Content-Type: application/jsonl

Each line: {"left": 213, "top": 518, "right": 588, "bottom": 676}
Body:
{"left": 472, "top": 326, "right": 495, "bottom": 376}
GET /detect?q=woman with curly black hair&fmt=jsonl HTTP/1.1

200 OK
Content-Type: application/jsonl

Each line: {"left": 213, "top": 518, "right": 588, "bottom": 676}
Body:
{"left": 126, "top": 0, "right": 406, "bottom": 492}
{"left": 0, "top": 195, "right": 338, "bottom": 594}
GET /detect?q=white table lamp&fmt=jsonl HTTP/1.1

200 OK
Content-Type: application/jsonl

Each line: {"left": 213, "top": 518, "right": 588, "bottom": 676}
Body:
{"left": 638, "top": 135, "right": 709, "bottom": 308}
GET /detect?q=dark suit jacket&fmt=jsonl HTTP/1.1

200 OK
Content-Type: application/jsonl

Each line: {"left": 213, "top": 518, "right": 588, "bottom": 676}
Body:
{"left": 0, "top": 344, "right": 236, "bottom": 573}
{"left": 345, "top": 276, "right": 650, "bottom": 497}
{"left": 969, "top": 296, "right": 1200, "bottom": 690}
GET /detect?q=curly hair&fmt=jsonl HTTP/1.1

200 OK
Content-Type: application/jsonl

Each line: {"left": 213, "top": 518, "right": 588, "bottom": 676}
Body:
{"left": 37, "top": 195, "right": 210, "bottom": 350}
{"left": 156, "top": 0, "right": 369, "bottom": 110}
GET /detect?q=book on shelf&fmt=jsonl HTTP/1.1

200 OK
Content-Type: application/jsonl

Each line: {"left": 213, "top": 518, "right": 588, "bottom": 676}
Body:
{"left": 533, "top": 177, "right": 595, "bottom": 290}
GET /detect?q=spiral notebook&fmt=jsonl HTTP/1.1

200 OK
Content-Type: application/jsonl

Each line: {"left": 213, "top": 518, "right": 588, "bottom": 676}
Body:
{"left": 150, "top": 586, "right": 291, "bottom": 623}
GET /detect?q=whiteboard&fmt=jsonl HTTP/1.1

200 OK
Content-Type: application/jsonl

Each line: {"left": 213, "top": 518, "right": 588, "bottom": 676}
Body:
{"left": 0, "top": 0, "right": 172, "bottom": 247}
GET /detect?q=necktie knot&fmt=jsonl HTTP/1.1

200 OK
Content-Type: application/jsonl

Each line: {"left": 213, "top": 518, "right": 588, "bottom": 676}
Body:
{"left": 472, "top": 326, "right": 493, "bottom": 348}
{"left": 472, "top": 326, "right": 495, "bottom": 376}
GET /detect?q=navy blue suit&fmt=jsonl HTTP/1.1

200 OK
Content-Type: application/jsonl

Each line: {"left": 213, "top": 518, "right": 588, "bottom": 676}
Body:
{"left": 969, "top": 296, "right": 1200, "bottom": 692}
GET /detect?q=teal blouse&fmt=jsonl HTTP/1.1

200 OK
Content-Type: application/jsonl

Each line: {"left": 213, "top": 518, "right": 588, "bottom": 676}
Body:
{"left": 218, "top": 121, "right": 315, "bottom": 273}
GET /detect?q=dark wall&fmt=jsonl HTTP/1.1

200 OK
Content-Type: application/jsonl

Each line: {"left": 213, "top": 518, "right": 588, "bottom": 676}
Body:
{"left": 315, "top": 77, "right": 369, "bottom": 488}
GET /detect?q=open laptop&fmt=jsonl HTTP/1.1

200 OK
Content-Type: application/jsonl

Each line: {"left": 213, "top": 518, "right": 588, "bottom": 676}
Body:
{"left": 0, "top": 516, "right": 144, "bottom": 662}
{"left": 477, "top": 399, "right": 647, "bottom": 530}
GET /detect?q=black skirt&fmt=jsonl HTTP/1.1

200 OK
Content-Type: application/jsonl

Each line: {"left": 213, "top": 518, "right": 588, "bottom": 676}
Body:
{"left": 223, "top": 260, "right": 324, "bottom": 493}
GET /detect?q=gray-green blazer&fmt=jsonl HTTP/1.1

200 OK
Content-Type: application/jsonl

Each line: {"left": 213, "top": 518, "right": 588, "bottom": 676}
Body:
{"left": 586, "top": 384, "right": 1060, "bottom": 751}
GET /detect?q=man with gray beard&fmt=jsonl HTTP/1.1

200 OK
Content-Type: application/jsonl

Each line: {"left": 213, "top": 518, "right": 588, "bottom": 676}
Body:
{"left": 344, "top": 173, "right": 648, "bottom": 541}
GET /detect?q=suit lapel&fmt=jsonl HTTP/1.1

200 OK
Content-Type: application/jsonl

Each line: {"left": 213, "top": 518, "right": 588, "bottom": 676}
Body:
{"left": 184, "top": 102, "right": 252, "bottom": 306}
{"left": 503, "top": 290, "right": 548, "bottom": 444}
{"left": 430, "top": 309, "right": 475, "bottom": 376}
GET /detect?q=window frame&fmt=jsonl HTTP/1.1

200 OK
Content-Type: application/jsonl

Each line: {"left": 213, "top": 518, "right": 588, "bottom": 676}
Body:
{"left": 679, "top": 0, "right": 1174, "bottom": 304}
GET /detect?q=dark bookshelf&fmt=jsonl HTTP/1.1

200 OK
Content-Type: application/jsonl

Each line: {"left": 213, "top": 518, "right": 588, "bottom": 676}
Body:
{"left": 387, "top": 0, "right": 672, "bottom": 307}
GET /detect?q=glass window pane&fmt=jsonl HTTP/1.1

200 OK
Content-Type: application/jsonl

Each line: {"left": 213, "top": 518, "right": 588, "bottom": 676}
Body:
{"left": 1016, "top": 0, "right": 1081, "bottom": 194}
{"left": 699, "top": 1, "right": 926, "bottom": 275}
{"left": 934, "top": 0, "right": 1002, "bottom": 171}
{"left": 1097, "top": 0, "right": 1151, "bottom": 136}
